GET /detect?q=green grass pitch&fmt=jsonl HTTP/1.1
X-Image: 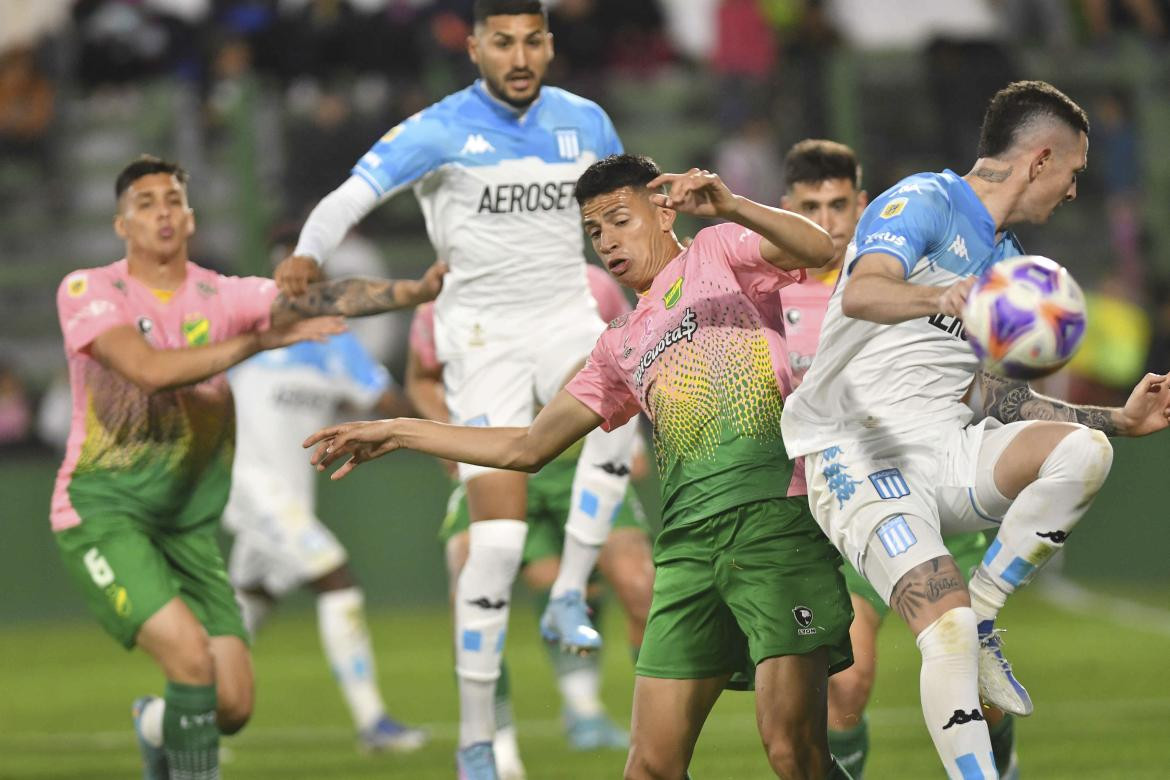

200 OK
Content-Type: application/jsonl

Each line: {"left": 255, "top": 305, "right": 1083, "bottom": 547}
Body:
{"left": 3, "top": 587, "right": 1169, "bottom": 779}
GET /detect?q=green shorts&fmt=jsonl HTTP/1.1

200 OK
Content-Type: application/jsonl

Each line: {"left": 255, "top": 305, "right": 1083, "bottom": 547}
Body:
{"left": 438, "top": 461, "right": 649, "bottom": 564}
{"left": 56, "top": 514, "right": 247, "bottom": 650}
{"left": 636, "top": 497, "right": 853, "bottom": 688}
{"left": 844, "top": 530, "right": 991, "bottom": 619}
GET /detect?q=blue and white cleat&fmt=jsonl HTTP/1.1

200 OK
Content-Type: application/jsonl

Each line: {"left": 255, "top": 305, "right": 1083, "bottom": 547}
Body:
{"left": 457, "top": 741, "right": 499, "bottom": 780}
{"left": 977, "top": 621, "right": 1033, "bottom": 717}
{"left": 359, "top": 715, "right": 428, "bottom": 753}
{"left": 565, "top": 711, "right": 629, "bottom": 751}
{"left": 132, "top": 696, "right": 168, "bottom": 780}
{"left": 540, "top": 590, "right": 602, "bottom": 654}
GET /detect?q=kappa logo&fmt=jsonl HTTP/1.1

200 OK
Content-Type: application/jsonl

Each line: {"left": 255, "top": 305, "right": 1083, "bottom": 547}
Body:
{"left": 195, "top": 281, "right": 217, "bottom": 298}
{"left": 461, "top": 133, "right": 496, "bottom": 155}
{"left": 880, "top": 198, "right": 908, "bottom": 219}
{"left": 895, "top": 183, "right": 923, "bottom": 195}
{"left": 793, "top": 606, "right": 816, "bottom": 635}
{"left": 1036, "top": 530, "right": 1069, "bottom": 544}
{"left": 595, "top": 461, "right": 631, "bottom": 477}
{"left": 467, "top": 597, "right": 507, "bottom": 610}
{"left": 941, "top": 708, "right": 985, "bottom": 730}
{"left": 948, "top": 234, "right": 969, "bottom": 260}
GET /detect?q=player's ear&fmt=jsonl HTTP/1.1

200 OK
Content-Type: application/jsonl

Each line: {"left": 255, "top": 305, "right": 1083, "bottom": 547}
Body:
{"left": 1029, "top": 148, "right": 1052, "bottom": 181}
{"left": 185, "top": 208, "right": 196, "bottom": 238}
{"left": 780, "top": 195, "right": 791, "bottom": 210}
{"left": 856, "top": 189, "right": 869, "bottom": 211}
{"left": 546, "top": 32, "right": 555, "bottom": 60}
{"left": 113, "top": 212, "right": 127, "bottom": 240}
{"left": 466, "top": 30, "right": 480, "bottom": 65}
{"left": 656, "top": 202, "right": 677, "bottom": 232}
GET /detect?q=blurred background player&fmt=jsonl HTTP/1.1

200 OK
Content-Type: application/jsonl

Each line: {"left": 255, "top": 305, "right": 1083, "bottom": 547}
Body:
{"left": 222, "top": 230, "right": 426, "bottom": 754}
{"left": 272, "top": 1, "right": 640, "bottom": 770}
{"left": 405, "top": 263, "right": 656, "bottom": 777}
{"left": 52, "top": 155, "right": 442, "bottom": 780}
{"left": 778, "top": 138, "right": 1018, "bottom": 779}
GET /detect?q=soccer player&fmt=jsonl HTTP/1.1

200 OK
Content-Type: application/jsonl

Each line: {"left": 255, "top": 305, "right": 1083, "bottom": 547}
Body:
{"left": 781, "top": 81, "right": 1170, "bottom": 779}
{"left": 274, "top": 1, "right": 639, "bottom": 763}
{"left": 405, "top": 264, "right": 655, "bottom": 775}
{"left": 224, "top": 322, "right": 426, "bottom": 753}
{"left": 306, "top": 155, "right": 858, "bottom": 780}
{"left": 52, "top": 155, "right": 442, "bottom": 780}
{"left": 778, "top": 139, "right": 1017, "bottom": 779}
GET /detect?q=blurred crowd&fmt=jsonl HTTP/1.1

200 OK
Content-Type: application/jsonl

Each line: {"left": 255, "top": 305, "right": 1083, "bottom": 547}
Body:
{"left": 2, "top": 0, "right": 1170, "bottom": 454}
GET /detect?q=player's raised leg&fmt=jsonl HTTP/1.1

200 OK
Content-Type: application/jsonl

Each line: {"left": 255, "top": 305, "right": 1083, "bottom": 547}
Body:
{"left": 966, "top": 421, "right": 1113, "bottom": 715}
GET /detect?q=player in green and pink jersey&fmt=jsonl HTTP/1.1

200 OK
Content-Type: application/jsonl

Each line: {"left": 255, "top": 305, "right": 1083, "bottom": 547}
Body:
{"left": 53, "top": 155, "right": 443, "bottom": 780}
{"left": 306, "top": 154, "right": 857, "bottom": 779}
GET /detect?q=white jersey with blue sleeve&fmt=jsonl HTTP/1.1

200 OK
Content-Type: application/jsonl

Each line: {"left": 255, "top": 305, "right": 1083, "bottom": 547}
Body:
{"left": 227, "top": 331, "right": 390, "bottom": 507}
{"left": 781, "top": 170, "right": 1024, "bottom": 457}
{"left": 353, "top": 80, "right": 622, "bottom": 319}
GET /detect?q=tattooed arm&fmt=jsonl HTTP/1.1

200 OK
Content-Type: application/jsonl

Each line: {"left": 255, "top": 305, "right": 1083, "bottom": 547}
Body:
{"left": 977, "top": 369, "right": 1170, "bottom": 437}
{"left": 270, "top": 261, "right": 446, "bottom": 327}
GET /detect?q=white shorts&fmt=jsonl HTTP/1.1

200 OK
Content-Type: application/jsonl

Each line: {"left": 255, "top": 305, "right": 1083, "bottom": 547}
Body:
{"left": 436, "top": 301, "right": 606, "bottom": 482}
{"left": 222, "top": 471, "right": 347, "bottom": 597}
{"left": 804, "top": 418, "right": 1034, "bottom": 604}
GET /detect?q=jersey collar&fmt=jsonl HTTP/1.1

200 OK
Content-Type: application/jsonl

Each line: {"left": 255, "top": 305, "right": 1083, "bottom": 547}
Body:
{"left": 944, "top": 168, "right": 996, "bottom": 243}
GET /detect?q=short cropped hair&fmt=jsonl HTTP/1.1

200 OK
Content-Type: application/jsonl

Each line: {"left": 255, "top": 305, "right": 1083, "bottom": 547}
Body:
{"left": 473, "top": 0, "right": 545, "bottom": 22}
{"left": 575, "top": 154, "right": 662, "bottom": 207}
{"left": 784, "top": 139, "right": 861, "bottom": 190}
{"left": 115, "top": 155, "right": 188, "bottom": 201}
{"left": 978, "top": 80, "right": 1089, "bottom": 158}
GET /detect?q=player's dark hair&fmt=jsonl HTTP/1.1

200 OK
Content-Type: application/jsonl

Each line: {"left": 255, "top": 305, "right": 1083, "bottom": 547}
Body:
{"left": 473, "top": 0, "right": 546, "bottom": 22}
{"left": 978, "top": 81, "right": 1089, "bottom": 158}
{"left": 575, "top": 154, "right": 662, "bottom": 207}
{"left": 784, "top": 139, "right": 861, "bottom": 190}
{"left": 115, "top": 155, "right": 188, "bottom": 200}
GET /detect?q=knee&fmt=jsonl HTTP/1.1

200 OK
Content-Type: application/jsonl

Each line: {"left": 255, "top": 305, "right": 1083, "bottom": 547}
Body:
{"left": 215, "top": 684, "right": 253, "bottom": 735}
{"left": 764, "top": 730, "right": 823, "bottom": 780}
{"left": 828, "top": 665, "right": 875, "bottom": 725}
{"left": 165, "top": 632, "right": 215, "bottom": 685}
{"left": 624, "top": 743, "right": 683, "bottom": 780}
{"left": 1046, "top": 426, "right": 1114, "bottom": 489}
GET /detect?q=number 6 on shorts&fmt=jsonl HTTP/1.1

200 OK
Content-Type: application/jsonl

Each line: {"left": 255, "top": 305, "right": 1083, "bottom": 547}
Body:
{"left": 84, "top": 547, "right": 115, "bottom": 587}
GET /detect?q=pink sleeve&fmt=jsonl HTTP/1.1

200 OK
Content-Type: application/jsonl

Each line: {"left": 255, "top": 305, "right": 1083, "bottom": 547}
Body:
{"left": 56, "top": 271, "right": 129, "bottom": 355}
{"left": 219, "top": 275, "right": 279, "bottom": 335}
{"left": 409, "top": 304, "right": 441, "bottom": 372}
{"left": 586, "top": 265, "right": 632, "bottom": 322}
{"left": 706, "top": 223, "right": 805, "bottom": 301}
{"left": 565, "top": 339, "right": 640, "bottom": 432}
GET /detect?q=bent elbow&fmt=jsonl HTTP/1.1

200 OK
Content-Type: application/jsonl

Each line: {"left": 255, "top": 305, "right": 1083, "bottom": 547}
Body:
{"left": 840, "top": 290, "right": 862, "bottom": 319}
{"left": 807, "top": 235, "right": 836, "bottom": 270}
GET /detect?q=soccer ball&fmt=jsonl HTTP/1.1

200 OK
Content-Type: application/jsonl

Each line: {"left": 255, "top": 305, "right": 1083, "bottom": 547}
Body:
{"left": 962, "top": 255, "right": 1087, "bottom": 380}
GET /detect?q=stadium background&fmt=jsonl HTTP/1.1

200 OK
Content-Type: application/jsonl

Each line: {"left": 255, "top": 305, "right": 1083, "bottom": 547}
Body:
{"left": 1, "top": 1, "right": 1169, "bottom": 778}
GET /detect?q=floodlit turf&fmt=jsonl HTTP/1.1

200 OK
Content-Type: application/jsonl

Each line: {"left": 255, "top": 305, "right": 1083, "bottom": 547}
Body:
{"left": 2, "top": 587, "right": 1169, "bottom": 779}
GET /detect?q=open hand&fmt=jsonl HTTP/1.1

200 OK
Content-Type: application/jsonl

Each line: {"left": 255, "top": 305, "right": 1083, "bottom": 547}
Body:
{"left": 303, "top": 419, "right": 400, "bottom": 479}
{"left": 940, "top": 276, "right": 978, "bottom": 318}
{"left": 1116, "top": 372, "right": 1170, "bottom": 436}
{"left": 259, "top": 316, "right": 345, "bottom": 350}
{"left": 274, "top": 255, "right": 322, "bottom": 297}
{"left": 402, "top": 260, "right": 448, "bottom": 306}
{"left": 647, "top": 169, "right": 738, "bottom": 219}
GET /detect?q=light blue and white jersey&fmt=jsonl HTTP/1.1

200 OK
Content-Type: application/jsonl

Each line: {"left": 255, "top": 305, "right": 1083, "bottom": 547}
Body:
{"left": 782, "top": 170, "right": 1024, "bottom": 456}
{"left": 229, "top": 332, "right": 390, "bottom": 503}
{"left": 353, "top": 80, "right": 622, "bottom": 319}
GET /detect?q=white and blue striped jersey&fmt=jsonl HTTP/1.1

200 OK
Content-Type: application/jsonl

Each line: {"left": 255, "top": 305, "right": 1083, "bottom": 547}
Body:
{"left": 353, "top": 80, "right": 622, "bottom": 319}
{"left": 228, "top": 332, "right": 390, "bottom": 505}
{"left": 782, "top": 170, "right": 1024, "bottom": 457}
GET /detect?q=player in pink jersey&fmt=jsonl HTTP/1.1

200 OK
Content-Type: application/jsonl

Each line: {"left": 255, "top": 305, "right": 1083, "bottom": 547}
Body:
{"left": 306, "top": 155, "right": 859, "bottom": 779}
{"left": 53, "top": 155, "right": 443, "bottom": 780}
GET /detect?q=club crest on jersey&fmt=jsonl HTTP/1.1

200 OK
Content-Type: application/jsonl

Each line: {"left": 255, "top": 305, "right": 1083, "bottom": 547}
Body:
{"left": 555, "top": 128, "right": 581, "bottom": 160}
{"left": 662, "top": 277, "right": 684, "bottom": 309}
{"left": 66, "top": 273, "right": 87, "bottom": 297}
{"left": 461, "top": 133, "right": 495, "bottom": 155}
{"left": 634, "top": 308, "right": 698, "bottom": 387}
{"left": 880, "top": 198, "right": 908, "bottom": 219}
{"left": 793, "top": 606, "right": 816, "bottom": 635}
{"left": 182, "top": 314, "right": 211, "bottom": 346}
{"left": 869, "top": 468, "right": 910, "bottom": 499}
{"left": 876, "top": 515, "right": 918, "bottom": 557}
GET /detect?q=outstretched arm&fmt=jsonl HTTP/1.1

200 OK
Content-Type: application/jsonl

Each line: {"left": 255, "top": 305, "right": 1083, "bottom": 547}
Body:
{"left": 305, "top": 389, "right": 603, "bottom": 480}
{"left": 270, "top": 261, "right": 445, "bottom": 328}
{"left": 978, "top": 370, "right": 1170, "bottom": 437}
{"left": 841, "top": 254, "right": 975, "bottom": 325}
{"left": 647, "top": 169, "right": 834, "bottom": 271}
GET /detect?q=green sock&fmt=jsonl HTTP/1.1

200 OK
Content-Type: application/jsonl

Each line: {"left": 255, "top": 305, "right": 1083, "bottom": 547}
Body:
{"left": 827, "top": 757, "right": 856, "bottom": 779}
{"left": 494, "top": 659, "right": 514, "bottom": 730}
{"left": 827, "top": 719, "right": 868, "bottom": 780}
{"left": 989, "top": 713, "right": 1016, "bottom": 774}
{"left": 162, "top": 681, "right": 219, "bottom": 780}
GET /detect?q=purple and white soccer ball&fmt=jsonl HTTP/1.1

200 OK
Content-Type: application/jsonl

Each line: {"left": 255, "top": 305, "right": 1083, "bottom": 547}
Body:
{"left": 962, "top": 255, "right": 1087, "bottom": 380}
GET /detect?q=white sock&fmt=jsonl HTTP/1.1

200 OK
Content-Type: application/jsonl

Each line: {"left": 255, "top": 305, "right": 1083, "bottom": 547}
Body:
{"left": 317, "top": 587, "right": 386, "bottom": 731}
{"left": 969, "top": 427, "right": 1113, "bottom": 624}
{"left": 456, "top": 519, "right": 527, "bottom": 747}
{"left": 493, "top": 724, "right": 525, "bottom": 778}
{"left": 557, "top": 666, "right": 604, "bottom": 719}
{"left": 917, "top": 607, "right": 996, "bottom": 780}
{"left": 140, "top": 697, "right": 165, "bottom": 748}
{"left": 552, "top": 423, "right": 636, "bottom": 600}
{"left": 235, "top": 590, "right": 272, "bottom": 638}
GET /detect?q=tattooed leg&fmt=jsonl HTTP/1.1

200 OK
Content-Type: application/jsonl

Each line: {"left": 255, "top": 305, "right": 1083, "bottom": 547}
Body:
{"left": 889, "top": 556, "right": 971, "bottom": 636}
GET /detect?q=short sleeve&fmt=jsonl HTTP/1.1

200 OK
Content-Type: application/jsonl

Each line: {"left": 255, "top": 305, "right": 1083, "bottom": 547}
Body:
{"left": 851, "top": 177, "right": 949, "bottom": 278}
{"left": 328, "top": 332, "right": 391, "bottom": 410}
{"left": 218, "top": 274, "right": 279, "bottom": 336}
{"left": 352, "top": 113, "right": 447, "bottom": 198}
{"left": 565, "top": 340, "right": 640, "bottom": 432}
{"left": 585, "top": 266, "right": 632, "bottom": 322}
{"left": 598, "top": 110, "right": 623, "bottom": 157}
{"left": 57, "top": 271, "right": 128, "bottom": 355}
{"left": 702, "top": 223, "right": 804, "bottom": 303}
{"left": 408, "top": 304, "right": 441, "bottom": 373}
